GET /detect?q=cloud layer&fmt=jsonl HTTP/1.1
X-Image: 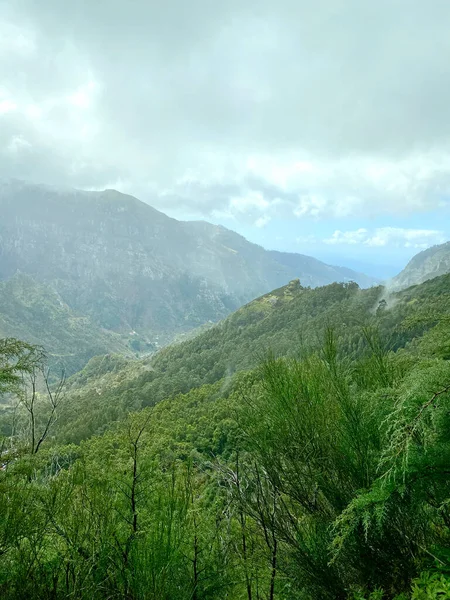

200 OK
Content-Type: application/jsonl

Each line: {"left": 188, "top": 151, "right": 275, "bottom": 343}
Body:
{"left": 324, "top": 227, "right": 447, "bottom": 249}
{"left": 1, "top": 0, "right": 450, "bottom": 229}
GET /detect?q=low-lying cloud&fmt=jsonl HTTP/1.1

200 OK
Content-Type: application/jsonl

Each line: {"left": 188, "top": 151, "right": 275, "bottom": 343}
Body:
{"left": 324, "top": 227, "right": 446, "bottom": 249}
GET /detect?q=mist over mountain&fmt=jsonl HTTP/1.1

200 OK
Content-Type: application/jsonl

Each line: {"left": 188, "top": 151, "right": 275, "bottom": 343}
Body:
{"left": 0, "top": 180, "right": 377, "bottom": 362}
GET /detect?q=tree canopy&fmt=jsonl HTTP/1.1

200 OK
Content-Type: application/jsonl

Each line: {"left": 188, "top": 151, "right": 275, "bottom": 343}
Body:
{"left": 0, "top": 275, "right": 450, "bottom": 598}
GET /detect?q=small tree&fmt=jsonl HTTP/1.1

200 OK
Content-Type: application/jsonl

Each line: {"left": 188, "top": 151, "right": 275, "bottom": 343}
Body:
{"left": 20, "top": 364, "right": 66, "bottom": 454}
{"left": 0, "top": 338, "right": 43, "bottom": 395}
{"left": 0, "top": 338, "right": 66, "bottom": 455}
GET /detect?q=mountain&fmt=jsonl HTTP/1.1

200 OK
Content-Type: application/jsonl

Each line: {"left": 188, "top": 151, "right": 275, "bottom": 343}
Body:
{"left": 0, "top": 179, "right": 376, "bottom": 359}
{"left": 267, "top": 250, "right": 375, "bottom": 287}
{"left": 390, "top": 241, "right": 450, "bottom": 289}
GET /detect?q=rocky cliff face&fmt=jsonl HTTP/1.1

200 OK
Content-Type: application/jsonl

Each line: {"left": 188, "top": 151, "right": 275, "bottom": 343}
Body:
{"left": 0, "top": 180, "right": 376, "bottom": 344}
{"left": 390, "top": 242, "right": 450, "bottom": 290}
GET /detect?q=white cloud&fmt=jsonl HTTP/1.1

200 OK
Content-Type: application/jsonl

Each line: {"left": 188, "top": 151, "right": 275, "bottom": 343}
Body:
{"left": 295, "top": 234, "right": 318, "bottom": 244}
{"left": 24, "top": 104, "right": 43, "bottom": 120}
{"left": 7, "top": 135, "right": 32, "bottom": 154}
{"left": 145, "top": 149, "right": 450, "bottom": 223}
{"left": 294, "top": 194, "right": 328, "bottom": 218}
{"left": 241, "top": 153, "right": 450, "bottom": 220}
{"left": 0, "top": 99, "right": 17, "bottom": 114}
{"left": 0, "top": 20, "right": 36, "bottom": 57}
{"left": 230, "top": 191, "right": 270, "bottom": 213}
{"left": 142, "top": 151, "right": 450, "bottom": 223}
{"left": 324, "top": 227, "right": 446, "bottom": 249}
{"left": 324, "top": 228, "right": 368, "bottom": 245}
{"left": 67, "top": 80, "right": 99, "bottom": 109}
{"left": 255, "top": 215, "right": 271, "bottom": 228}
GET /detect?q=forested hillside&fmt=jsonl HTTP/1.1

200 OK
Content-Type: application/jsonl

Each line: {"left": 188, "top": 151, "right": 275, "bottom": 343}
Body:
{"left": 0, "top": 272, "right": 131, "bottom": 375}
{"left": 37, "top": 275, "right": 447, "bottom": 443}
{"left": 0, "top": 274, "right": 449, "bottom": 598}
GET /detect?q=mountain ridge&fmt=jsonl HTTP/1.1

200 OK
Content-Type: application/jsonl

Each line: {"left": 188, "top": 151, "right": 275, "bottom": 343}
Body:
{"left": 390, "top": 241, "right": 450, "bottom": 289}
{"left": 0, "top": 179, "right": 377, "bottom": 371}
{"left": 58, "top": 271, "right": 450, "bottom": 443}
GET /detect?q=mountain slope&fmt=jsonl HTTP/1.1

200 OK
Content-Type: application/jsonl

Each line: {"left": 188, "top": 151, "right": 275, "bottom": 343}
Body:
{"left": 0, "top": 179, "right": 376, "bottom": 349}
{"left": 390, "top": 241, "right": 450, "bottom": 289}
{"left": 56, "top": 272, "right": 450, "bottom": 443}
{"left": 267, "top": 250, "right": 375, "bottom": 288}
{"left": 0, "top": 273, "right": 131, "bottom": 375}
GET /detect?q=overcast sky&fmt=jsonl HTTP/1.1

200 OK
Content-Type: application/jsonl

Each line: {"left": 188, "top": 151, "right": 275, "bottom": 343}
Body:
{"left": 1, "top": 0, "right": 450, "bottom": 274}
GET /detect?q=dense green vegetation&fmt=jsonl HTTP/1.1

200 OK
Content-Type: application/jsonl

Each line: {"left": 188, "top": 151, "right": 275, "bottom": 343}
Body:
{"left": 0, "top": 273, "right": 132, "bottom": 376}
{"left": 0, "top": 275, "right": 450, "bottom": 598}
{"left": 44, "top": 275, "right": 448, "bottom": 444}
